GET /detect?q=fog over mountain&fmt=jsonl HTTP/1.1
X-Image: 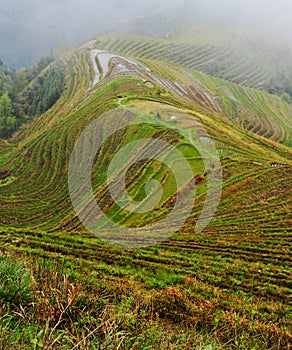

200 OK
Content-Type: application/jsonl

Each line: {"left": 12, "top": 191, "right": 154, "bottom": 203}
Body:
{"left": 0, "top": 0, "right": 291, "bottom": 68}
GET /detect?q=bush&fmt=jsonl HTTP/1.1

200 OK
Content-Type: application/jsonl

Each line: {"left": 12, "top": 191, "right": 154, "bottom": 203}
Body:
{"left": 0, "top": 256, "right": 33, "bottom": 306}
{"left": 281, "top": 92, "right": 291, "bottom": 104}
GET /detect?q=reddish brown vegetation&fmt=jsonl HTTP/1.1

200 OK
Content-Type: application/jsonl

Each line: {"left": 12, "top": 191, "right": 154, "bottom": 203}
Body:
{"left": 170, "top": 174, "right": 206, "bottom": 204}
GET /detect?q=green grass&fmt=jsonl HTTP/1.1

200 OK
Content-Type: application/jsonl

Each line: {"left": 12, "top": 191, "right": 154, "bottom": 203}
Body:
{"left": 0, "top": 255, "right": 33, "bottom": 306}
{"left": 96, "top": 33, "right": 292, "bottom": 146}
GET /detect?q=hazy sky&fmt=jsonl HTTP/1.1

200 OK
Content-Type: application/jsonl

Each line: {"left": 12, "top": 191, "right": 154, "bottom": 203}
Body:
{"left": 0, "top": 0, "right": 291, "bottom": 67}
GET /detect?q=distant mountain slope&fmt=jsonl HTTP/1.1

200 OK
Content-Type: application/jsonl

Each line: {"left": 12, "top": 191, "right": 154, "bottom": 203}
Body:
{"left": 97, "top": 29, "right": 292, "bottom": 100}
{"left": 0, "top": 54, "right": 65, "bottom": 138}
{"left": 0, "top": 58, "right": 15, "bottom": 95}
{"left": 94, "top": 34, "right": 292, "bottom": 146}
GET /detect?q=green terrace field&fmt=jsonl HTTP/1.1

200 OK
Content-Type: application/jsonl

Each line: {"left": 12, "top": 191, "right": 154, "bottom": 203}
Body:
{"left": 0, "top": 38, "right": 291, "bottom": 349}
{"left": 96, "top": 34, "right": 292, "bottom": 147}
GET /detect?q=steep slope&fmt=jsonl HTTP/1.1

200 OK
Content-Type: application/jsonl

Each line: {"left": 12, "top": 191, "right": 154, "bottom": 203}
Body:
{"left": 0, "top": 39, "right": 291, "bottom": 347}
{"left": 0, "top": 58, "right": 15, "bottom": 96}
{"left": 96, "top": 33, "right": 292, "bottom": 146}
{"left": 0, "top": 42, "right": 290, "bottom": 231}
{"left": 0, "top": 54, "right": 66, "bottom": 139}
{"left": 98, "top": 28, "right": 292, "bottom": 101}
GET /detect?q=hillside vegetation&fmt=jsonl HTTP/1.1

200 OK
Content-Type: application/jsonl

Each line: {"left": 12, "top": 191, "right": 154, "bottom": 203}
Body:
{"left": 0, "top": 55, "right": 65, "bottom": 138}
{"left": 0, "top": 34, "right": 291, "bottom": 349}
{"left": 98, "top": 27, "right": 292, "bottom": 101}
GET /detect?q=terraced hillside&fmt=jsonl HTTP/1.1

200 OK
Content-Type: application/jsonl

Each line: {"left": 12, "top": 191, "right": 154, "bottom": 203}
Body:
{"left": 97, "top": 27, "right": 292, "bottom": 100}
{"left": 95, "top": 34, "right": 292, "bottom": 146}
{"left": 0, "top": 39, "right": 291, "bottom": 348}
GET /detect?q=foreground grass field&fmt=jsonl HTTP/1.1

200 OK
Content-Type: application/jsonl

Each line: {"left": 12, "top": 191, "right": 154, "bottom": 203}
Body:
{"left": 0, "top": 35, "right": 291, "bottom": 349}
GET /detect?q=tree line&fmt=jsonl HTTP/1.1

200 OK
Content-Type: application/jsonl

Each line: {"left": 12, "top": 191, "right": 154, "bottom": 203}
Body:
{"left": 0, "top": 56, "right": 65, "bottom": 139}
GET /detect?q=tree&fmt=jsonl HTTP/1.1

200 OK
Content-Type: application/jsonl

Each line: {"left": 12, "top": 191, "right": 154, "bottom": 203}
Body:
{"left": 0, "top": 93, "right": 15, "bottom": 138}
{"left": 281, "top": 92, "right": 291, "bottom": 104}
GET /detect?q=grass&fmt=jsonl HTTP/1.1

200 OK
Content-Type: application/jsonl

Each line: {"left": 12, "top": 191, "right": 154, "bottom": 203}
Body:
{"left": 0, "top": 250, "right": 291, "bottom": 349}
{"left": 0, "top": 255, "right": 32, "bottom": 306}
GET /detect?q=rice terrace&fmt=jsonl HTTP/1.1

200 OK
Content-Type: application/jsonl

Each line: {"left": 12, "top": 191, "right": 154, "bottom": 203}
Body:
{"left": 0, "top": 1, "right": 291, "bottom": 349}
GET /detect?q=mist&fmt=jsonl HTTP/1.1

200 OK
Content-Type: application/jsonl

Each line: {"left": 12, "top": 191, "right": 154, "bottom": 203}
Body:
{"left": 0, "top": 0, "right": 291, "bottom": 68}
{"left": 175, "top": 0, "right": 292, "bottom": 38}
{"left": 0, "top": 0, "right": 168, "bottom": 67}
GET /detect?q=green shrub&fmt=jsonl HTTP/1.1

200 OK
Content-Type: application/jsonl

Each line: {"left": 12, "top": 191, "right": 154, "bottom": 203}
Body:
{"left": 0, "top": 256, "right": 33, "bottom": 306}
